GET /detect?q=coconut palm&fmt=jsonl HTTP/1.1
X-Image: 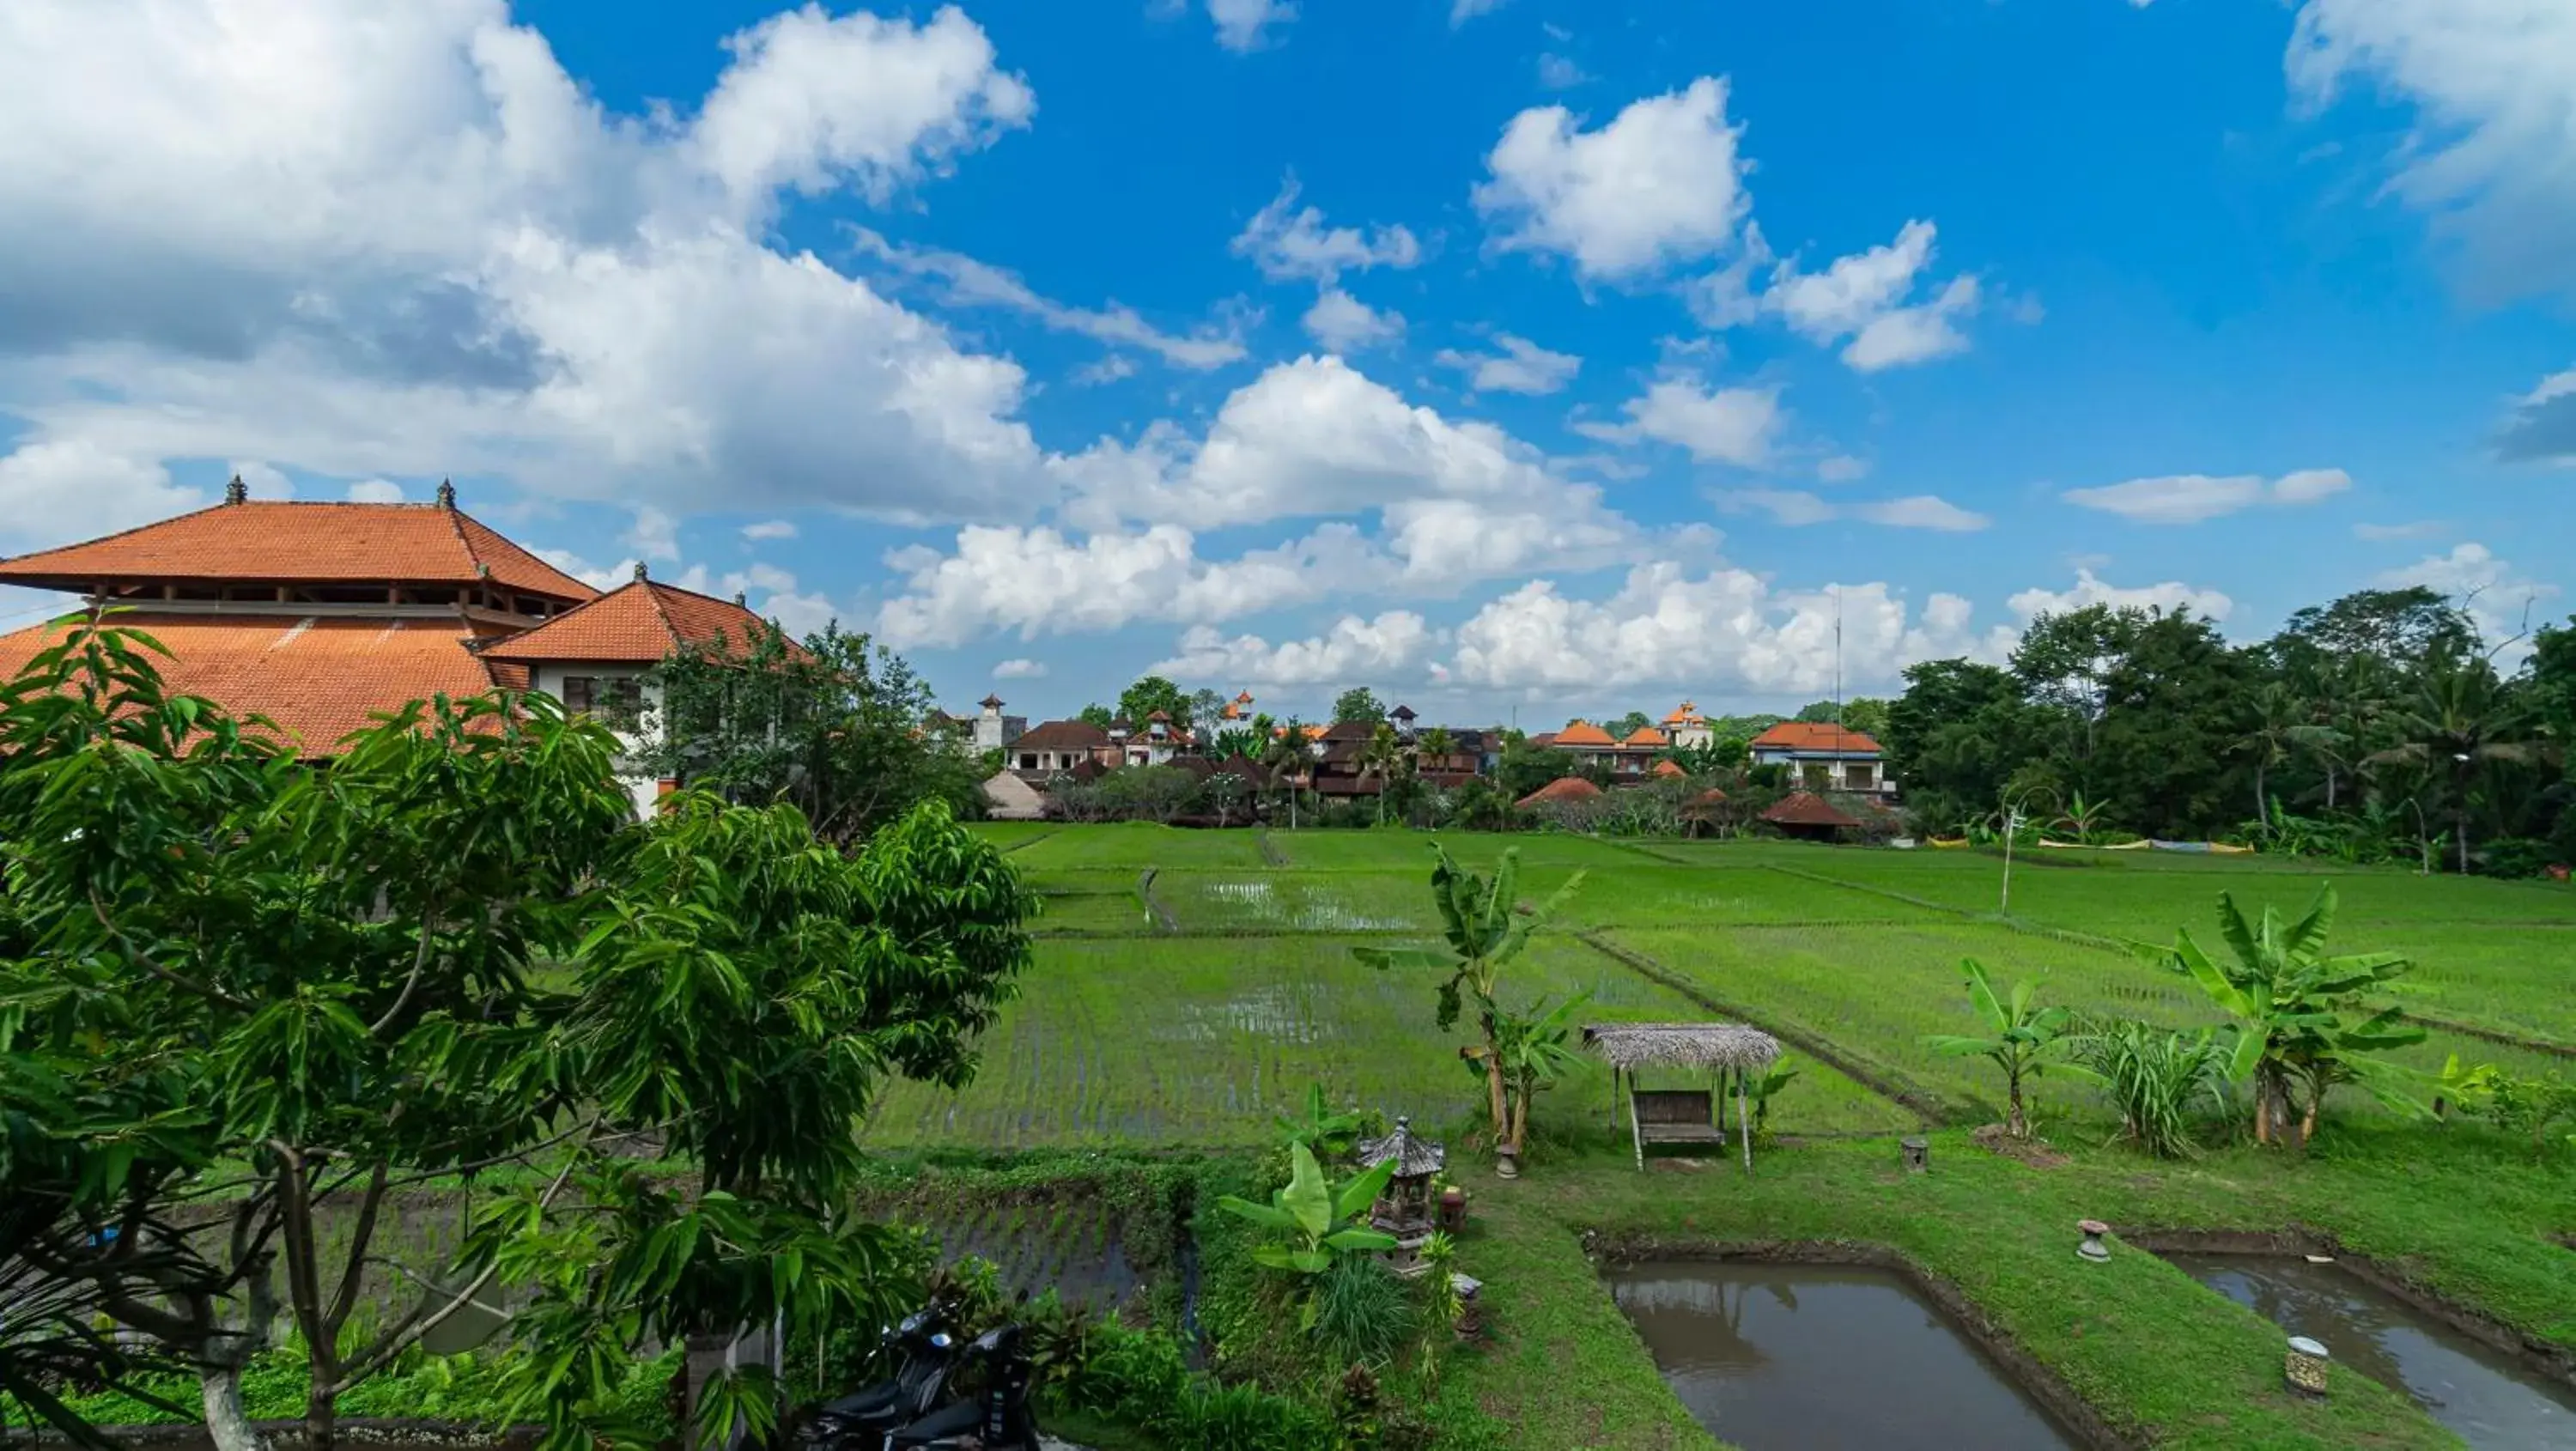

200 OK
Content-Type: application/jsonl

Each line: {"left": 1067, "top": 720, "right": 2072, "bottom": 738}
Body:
{"left": 2366, "top": 655, "right": 2544, "bottom": 874}
{"left": 2237, "top": 681, "right": 2343, "bottom": 821}
{"left": 1359, "top": 722, "right": 1406, "bottom": 826}
{"left": 1262, "top": 719, "right": 1311, "bottom": 829}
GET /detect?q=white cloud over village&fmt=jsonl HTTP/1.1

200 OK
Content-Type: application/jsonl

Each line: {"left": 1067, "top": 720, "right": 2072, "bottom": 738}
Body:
{"left": 0, "top": 0, "right": 2560, "bottom": 717}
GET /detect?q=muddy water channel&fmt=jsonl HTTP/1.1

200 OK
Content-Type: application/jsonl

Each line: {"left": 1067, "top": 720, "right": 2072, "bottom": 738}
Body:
{"left": 1606, "top": 1262, "right": 2078, "bottom": 1451}
{"left": 2167, "top": 1254, "right": 2576, "bottom": 1448}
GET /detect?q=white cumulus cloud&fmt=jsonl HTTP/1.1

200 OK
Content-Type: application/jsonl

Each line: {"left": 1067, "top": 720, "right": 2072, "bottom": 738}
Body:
{"left": 1303, "top": 290, "right": 1405, "bottom": 352}
{"left": 1154, "top": 611, "right": 1437, "bottom": 685}
{"left": 1578, "top": 373, "right": 1782, "bottom": 467}
{"left": 1474, "top": 77, "right": 1753, "bottom": 282}
{"left": 2062, "top": 468, "right": 2352, "bottom": 525}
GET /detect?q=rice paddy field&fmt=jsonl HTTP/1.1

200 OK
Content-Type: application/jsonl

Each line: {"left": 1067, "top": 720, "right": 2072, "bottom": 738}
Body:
{"left": 872, "top": 824, "right": 2576, "bottom": 1151}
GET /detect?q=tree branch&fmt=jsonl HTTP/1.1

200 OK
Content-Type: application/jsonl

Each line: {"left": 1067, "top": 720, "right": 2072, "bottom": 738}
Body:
{"left": 368, "top": 917, "right": 439, "bottom": 1036}
{"left": 332, "top": 1127, "right": 592, "bottom": 1391}
{"left": 322, "top": 1162, "right": 390, "bottom": 1344}
{"left": 88, "top": 884, "right": 249, "bottom": 1011}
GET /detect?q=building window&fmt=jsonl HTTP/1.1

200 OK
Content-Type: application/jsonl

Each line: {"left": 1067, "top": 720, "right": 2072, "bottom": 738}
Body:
{"left": 1846, "top": 762, "right": 1877, "bottom": 788}
{"left": 1801, "top": 762, "right": 1831, "bottom": 790}
{"left": 560, "top": 675, "right": 641, "bottom": 725}
{"left": 561, "top": 676, "right": 595, "bottom": 713}
{"left": 1018, "top": 754, "right": 1038, "bottom": 770}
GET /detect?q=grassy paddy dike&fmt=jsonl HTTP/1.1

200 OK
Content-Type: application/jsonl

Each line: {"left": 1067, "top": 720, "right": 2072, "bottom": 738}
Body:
{"left": 894, "top": 823, "right": 2576, "bottom": 1449}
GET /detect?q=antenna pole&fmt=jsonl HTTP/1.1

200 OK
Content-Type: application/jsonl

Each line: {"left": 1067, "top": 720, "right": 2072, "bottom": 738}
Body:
{"left": 1833, "top": 586, "right": 1844, "bottom": 726}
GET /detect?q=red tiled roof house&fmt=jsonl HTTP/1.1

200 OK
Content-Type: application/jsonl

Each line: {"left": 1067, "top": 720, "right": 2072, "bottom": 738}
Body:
{"left": 1748, "top": 721, "right": 1893, "bottom": 797}
{"left": 0, "top": 478, "right": 781, "bottom": 818}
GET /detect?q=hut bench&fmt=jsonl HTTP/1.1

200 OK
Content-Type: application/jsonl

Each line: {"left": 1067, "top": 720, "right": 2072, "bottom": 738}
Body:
{"left": 1630, "top": 1090, "right": 1726, "bottom": 1152}
{"left": 1582, "top": 1022, "right": 1783, "bottom": 1174}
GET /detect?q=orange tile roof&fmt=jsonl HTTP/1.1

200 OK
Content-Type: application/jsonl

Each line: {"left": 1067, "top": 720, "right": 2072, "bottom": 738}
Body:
{"left": 1749, "top": 721, "right": 1883, "bottom": 755}
{"left": 1761, "top": 791, "right": 1864, "bottom": 829}
{"left": 1650, "top": 758, "right": 1686, "bottom": 778}
{"left": 1552, "top": 719, "right": 1616, "bottom": 747}
{"left": 0, "top": 500, "right": 597, "bottom": 603}
{"left": 480, "top": 578, "right": 781, "bottom": 665}
{"left": 1516, "top": 775, "right": 1603, "bottom": 809}
{"left": 1623, "top": 726, "right": 1668, "bottom": 747}
{"left": 1661, "top": 701, "right": 1701, "bottom": 725}
{"left": 0, "top": 611, "right": 512, "bottom": 757}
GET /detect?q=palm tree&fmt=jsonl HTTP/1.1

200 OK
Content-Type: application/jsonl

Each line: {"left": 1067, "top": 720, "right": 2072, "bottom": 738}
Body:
{"left": 1262, "top": 719, "right": 1311, "bottom": 829}
{"left": 2366, "top": 655, "right": 2543, "bottom": 874}
{"left": 2237, "top": 682, "right": 2342, "bottom": 821}
{"left": 1419, "top": 726, "right": 1456, "bottom": 774}
{"left": 1359, "top": 722, "right": 1404, "bottom": 826}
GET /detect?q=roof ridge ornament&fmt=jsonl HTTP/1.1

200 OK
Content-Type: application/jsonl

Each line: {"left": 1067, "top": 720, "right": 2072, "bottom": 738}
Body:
{"left": 434, "top": 478, "right": 457, "bottom": 510}
{"left": 223, "top": 474, "right": 247, "bottom": 505}
{"left": 632, "top": 561, "right": 648, "bottom": 582}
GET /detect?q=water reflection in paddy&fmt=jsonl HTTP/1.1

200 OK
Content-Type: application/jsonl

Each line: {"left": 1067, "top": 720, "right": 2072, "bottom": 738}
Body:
{"left": 2168, "top": 1254, "right": 2576, "bottom": 1449}
{"left": 1606, "top": 1261, "right": 2077, "bottom": 1451}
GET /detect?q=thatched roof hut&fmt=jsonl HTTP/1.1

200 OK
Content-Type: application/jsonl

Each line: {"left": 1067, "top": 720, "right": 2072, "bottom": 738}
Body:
{"left": 1582, "top": 1022, "right": 1782, "bottom": 1072}
{"left": 1583, "top": 1022, "right": 1784, "bottom": 1173}
{"left": 1761, "top": 790, "right": 1862, "bottom": 841}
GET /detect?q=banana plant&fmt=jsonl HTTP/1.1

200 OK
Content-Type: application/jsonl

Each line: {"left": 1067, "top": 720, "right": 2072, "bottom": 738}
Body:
{"left": 1217, "top": 1144, "right": 1398, "bottom": 1327}
{"left": 1273, "top": 1082, "right": 1365, "bottom": 1161}
{"left": 1923, "top": 958, "right": 2068, "bottom": 1139}
{"left": 2165, "top": 886, "right": 2426, "bottom": 1148}
{"left": 1353, "top": 846, "right": 1583, "bottom": 1144}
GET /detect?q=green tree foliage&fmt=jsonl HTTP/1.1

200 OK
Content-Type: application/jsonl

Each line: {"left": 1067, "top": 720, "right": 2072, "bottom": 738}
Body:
{"left": 1493, "top": 730, "right": 1574, "bottom": 799}
{"left": 2164, "top": 887, "right": 2425, "bottom": 1150}
{"left": 1890, "top": 585, "right": 2563, "bottom": 857}
{"left": 1116, "top": 675, "right": 1190, "bottom": 732}
{"left": 0, "top": 619, "right": 1036, "bottom": 1451}
{"left": 1332, "top": 687, "right": 1388, "bottom": 726}
{"left": 1923, "top": 959, "right": 2068, "bottom": 1139}
{"left": 1078, "top": 703, "right": 1115, "bottom": 729}
{"left": 1607, "top": 710, "right": 1651, "bottom": 738}
{"left": 641, "top": 622, "right": 981, "bottom": 847}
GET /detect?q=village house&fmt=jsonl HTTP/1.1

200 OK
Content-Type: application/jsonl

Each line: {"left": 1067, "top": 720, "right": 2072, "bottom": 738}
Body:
{"left": 1545, "top": 719, "right": 1668, "bottom": 780}
{"left": 1660, "top": 701, "right": 1714, "bottom": 750}
{"left": 1006, "top": 719, "right": 1114, "bottom": 778}
{"left": 0, "top": 480, "right": 781, "bottom": 817}
{"left": 1749, "top": 721, "right": 1893, "bottom": 796}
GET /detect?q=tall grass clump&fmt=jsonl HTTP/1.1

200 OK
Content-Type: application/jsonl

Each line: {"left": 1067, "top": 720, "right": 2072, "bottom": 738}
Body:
{"left": 2064, "top": 1017, "right": 2233, "bottom": 1157}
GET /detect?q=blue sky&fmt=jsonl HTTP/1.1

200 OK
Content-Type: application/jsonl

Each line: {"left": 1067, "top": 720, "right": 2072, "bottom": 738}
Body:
{"left": 0, "top": 0, "right": 2567, "bottom": 724}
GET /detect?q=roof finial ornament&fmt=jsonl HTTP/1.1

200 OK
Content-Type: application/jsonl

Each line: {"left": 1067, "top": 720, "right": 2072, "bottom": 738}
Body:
{"left": 631, "top": 560, "right": 649, "bottom": 582}
{"left": 223, "top": 473, "right": 248, "bottom": 506}
{"left": 434, "top": 477, "right": 457, "bottom": 510}
{"left": 733, "top": 591, "right": 747, "bottom": 607}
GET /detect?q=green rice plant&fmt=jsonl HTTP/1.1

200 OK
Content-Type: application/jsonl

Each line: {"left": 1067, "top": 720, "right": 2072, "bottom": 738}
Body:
{"left": 2061, "top": 1017, "right": 2233, "bottom": 1157}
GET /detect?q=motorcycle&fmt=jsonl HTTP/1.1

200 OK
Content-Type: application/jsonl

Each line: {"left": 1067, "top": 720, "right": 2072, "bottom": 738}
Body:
{"left": 885, "top": 1323, "right": 1041, "bottom": 1451}
{"left": 798, "top": 1306, "right": 964, "bottom": 1450}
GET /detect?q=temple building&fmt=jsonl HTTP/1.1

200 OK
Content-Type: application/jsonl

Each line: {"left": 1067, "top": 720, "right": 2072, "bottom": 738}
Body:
{"left": 0, "top": 479, "right": 777, "bottom": 816}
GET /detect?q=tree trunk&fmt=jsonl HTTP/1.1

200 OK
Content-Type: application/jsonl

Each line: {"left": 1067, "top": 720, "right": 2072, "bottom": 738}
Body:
{"left": 2458, "top": 809, "right": 2471, "bottom": 876}
{"left": 2324, "top": 768, "right": 2338, "bottom": 811}
{"left": 1507, "top": 1082, "right": 1529, "bottom": 1158}
{"left": 1479, "top": 1027, "right": 1509, "bottom": 1143}
{"left": 2253, "top": 761, "right": 2267, "bottom": 824}
{"left": 2004, "top": 1074, "right": 2027, "bottom": 1139}
{"left": 305, "top": 1388, "right": 339, "bottom": 1451}
{"left": 202, "top": 1366, "right": 268, "bottom": 1451}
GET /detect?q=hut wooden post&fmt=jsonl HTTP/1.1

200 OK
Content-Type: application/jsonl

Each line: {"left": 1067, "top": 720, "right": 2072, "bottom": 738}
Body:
{"left": 1737, "top": 1074, "right": 1752, "bottom": 1174}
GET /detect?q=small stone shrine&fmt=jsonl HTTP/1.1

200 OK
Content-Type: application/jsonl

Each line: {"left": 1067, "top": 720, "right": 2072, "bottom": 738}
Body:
{"left": 1356, "top": 1115, "right": 1445, "bottom": 1278}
